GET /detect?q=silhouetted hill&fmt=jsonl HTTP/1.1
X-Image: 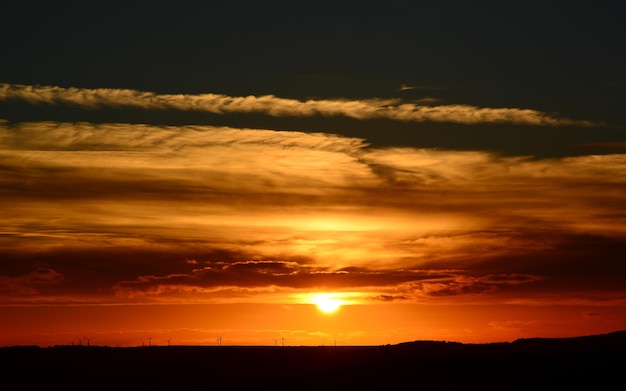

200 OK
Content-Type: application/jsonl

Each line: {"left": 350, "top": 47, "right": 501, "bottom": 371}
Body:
{"left": 2, "top": 331, "right": 624, "bottom": 390}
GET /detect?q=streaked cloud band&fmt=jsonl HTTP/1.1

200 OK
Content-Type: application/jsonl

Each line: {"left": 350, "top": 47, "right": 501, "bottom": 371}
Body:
{"left": 0, "top": 83, "right": 594, "bottom": 126}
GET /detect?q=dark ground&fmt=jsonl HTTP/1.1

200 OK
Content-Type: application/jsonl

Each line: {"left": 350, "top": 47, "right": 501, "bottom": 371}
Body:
{"left": 2, "top": 331, "right": 624, "bottom": 390}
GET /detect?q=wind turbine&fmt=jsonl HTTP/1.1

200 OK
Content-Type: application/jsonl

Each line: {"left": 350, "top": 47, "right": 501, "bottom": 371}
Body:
{"left": 83, "top": 336, "right": 93, "bottom": 347}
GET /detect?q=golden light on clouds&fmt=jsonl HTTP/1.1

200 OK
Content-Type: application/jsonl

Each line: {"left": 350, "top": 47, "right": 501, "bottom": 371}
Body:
{"left": 1, "top": 81, "right": 625, "bottom": 346}
{"left": 2, "top": 118, "right": 625, "bottom": 307}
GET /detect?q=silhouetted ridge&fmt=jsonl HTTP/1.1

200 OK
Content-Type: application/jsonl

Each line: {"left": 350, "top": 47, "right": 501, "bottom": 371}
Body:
{"left": 511, "top": 330, "right": 626, "bottom": 353}
{"left": 1, "top": 331, "right": 624, "bottom": 390}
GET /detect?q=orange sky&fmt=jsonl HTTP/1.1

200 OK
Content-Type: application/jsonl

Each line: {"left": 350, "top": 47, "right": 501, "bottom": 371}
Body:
{"left": 3, "top": 302, "right": 625, "bottom": 348}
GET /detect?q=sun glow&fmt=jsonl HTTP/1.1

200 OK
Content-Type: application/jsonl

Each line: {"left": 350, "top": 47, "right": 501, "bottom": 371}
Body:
{"left": 312, "top": 293, "right": 343, "bottom": 313}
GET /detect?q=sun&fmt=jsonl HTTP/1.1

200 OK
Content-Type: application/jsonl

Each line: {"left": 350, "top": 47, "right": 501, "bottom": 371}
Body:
{"left": 312, "top": 293, "right": 343, "bottom": 313}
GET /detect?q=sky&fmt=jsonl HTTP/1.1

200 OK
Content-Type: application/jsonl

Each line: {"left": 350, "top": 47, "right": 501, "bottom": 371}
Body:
{"left": 1, "top": 0, "right": 626, "bottom": 347}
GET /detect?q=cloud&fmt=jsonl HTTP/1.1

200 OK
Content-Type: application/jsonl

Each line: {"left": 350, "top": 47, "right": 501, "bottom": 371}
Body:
{"left": 0, "top": 120, "right": 366, "bottom": 154}
{"left": 574, "top": 142, "right": 626, "bottom": 150}
{"left": 400, "top": 84, "right": 418, "bottom": 91}
{"left": 0, "top": 83, "right": 596, "bottom": 126}
{"left": 114, "top": 261, "right": 455, "bottom": 292}
{"left": 0, "top": 268, "right": 64, "bottom": 296}
{"left": 488, "top": 320, "right": 539, "bottom": 332}
{"left": 1, "top": 120, "right": 625, "bottom": 306}
{"left": 417, "top": 273, "right": 543, "bottom": 297}
{"left": 111, "top": 260, "right": 545, "bottom": 305}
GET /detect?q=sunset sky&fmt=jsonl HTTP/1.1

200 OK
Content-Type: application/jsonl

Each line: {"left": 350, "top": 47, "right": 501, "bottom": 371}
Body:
{"left": 1, "top": 1, "right": 626, "bottom": 348}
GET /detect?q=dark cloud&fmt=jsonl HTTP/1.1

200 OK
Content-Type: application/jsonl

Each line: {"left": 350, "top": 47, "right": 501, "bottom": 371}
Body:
{"left": 0, "top": 267, "right": 64, "bottom": 296}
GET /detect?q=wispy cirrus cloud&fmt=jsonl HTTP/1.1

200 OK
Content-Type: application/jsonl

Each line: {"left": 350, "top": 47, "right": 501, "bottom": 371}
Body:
{"left": 0, "top": 83, "right": 595, "bottom": 126}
